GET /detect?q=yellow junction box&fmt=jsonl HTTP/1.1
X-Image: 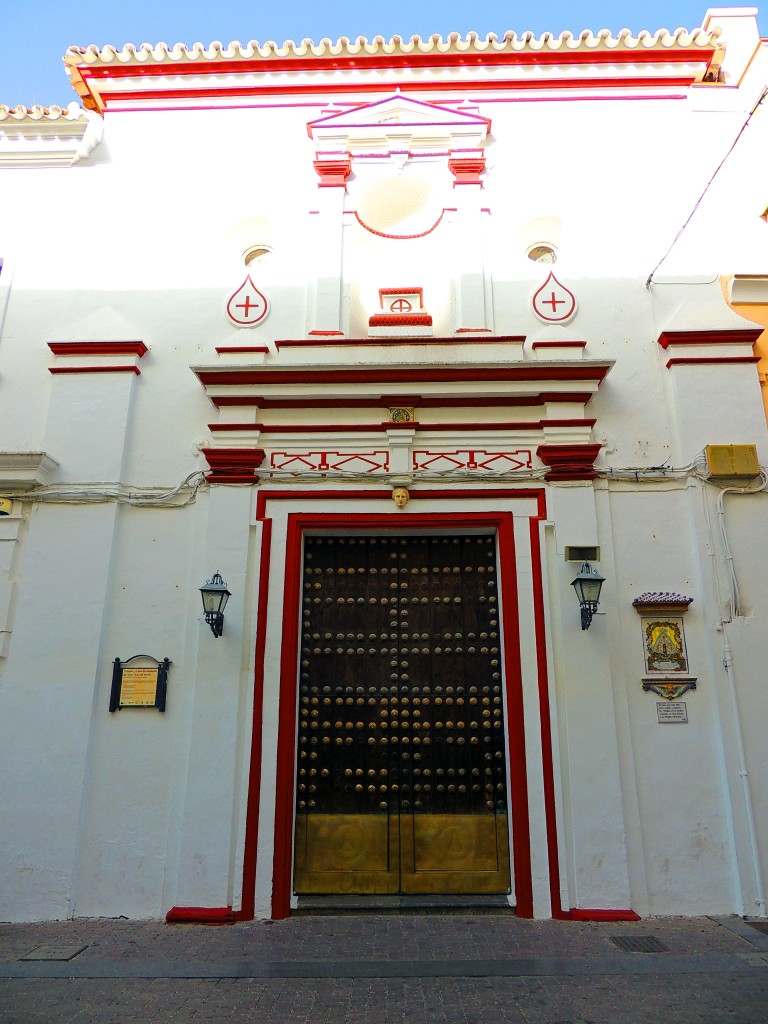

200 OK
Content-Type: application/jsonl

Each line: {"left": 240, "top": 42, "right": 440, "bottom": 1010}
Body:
{"left": 705, "top": 444, "right": 760, "bottom": 479}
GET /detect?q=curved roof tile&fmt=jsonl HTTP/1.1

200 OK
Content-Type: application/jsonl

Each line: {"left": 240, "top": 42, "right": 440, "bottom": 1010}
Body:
{"left": 0, "top": 103, "right": 88, "bottom": 123}
{"left": 65, "top": 26, "right": 720, "bottom": 67}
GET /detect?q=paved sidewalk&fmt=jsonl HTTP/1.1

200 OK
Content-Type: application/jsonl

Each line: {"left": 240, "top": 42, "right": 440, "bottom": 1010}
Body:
{"left": 1, "top": 914, "right": 767, "bottom": 1023}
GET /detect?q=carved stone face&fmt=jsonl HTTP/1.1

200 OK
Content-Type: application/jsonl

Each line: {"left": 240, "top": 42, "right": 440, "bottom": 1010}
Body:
{"left": 392, "top": 487, "right": 410, "bottom": 508}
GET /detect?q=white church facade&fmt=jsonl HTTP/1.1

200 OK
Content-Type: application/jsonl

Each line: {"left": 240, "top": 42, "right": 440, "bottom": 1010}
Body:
{"left": 0, "top": 7, "right": 767, "bottom": 922}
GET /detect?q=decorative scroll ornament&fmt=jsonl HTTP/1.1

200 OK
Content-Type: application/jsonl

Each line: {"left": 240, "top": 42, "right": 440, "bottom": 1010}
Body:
{"left": 642, "top": 679, "right": 697, "bottom": 701}
{"left": 532, "top": 272, "right": 577, "bottom": 324}
{"left": 226, "top": 275, "right": 269, "bottom": 327}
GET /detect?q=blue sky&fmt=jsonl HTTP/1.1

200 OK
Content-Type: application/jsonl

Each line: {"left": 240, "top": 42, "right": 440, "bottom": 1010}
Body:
{"left": 1, "top": 2, "right": 762, "bottom": 108}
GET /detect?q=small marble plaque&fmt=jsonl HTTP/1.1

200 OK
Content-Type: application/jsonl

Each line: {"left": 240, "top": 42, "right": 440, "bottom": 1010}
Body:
{"left": 657, "top": 701, "right": 688, "bottom": 724}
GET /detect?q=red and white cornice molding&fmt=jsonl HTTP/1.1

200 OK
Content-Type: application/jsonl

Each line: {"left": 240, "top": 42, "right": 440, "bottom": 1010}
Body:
{"left": 47, "top": 340, "right": 147, "bottom": 375}
{"left": 192, "top": 358, "right": 610, "bottom": 482}
{"left": 657, "top": 328, "right": 762, "bottom": 368}
{"left": 63, "top": 27, "right": 721, "bottom": 112}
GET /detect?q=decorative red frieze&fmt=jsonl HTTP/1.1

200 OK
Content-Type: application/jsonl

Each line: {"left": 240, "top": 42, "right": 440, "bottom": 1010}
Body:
{"left": 448, "top": 151, "right": 486, "bottom": 185}
{"left": 313, "top": 154, "right": 352, "bottom": 187}
{"left": 536, "top": 443, "right": 602, "bottom": 480}
{"left": 413, "top": 449, "right": 533, "bottom": 472}
{"left": 270, "top": 450, "right": 390, "bottom": 473}
{"left": 201, "top": 447, "right": 266, "bottom": 483}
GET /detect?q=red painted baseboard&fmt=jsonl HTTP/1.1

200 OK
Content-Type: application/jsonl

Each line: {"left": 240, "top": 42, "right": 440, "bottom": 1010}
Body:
{"left": 566, "top": 908, "right": 641, "bottom": 922}
{"left": 165, "top": 906, "right": 236, "bottom": 925}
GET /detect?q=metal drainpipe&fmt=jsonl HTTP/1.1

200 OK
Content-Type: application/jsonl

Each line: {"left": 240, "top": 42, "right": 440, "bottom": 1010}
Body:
{"left": 720, "top": 626, "right": 767, "bottom": 916}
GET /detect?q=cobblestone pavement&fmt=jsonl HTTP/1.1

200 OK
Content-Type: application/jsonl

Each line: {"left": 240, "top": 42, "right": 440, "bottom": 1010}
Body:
{"left": 1, "top": 914, "right": 766, "bottom": 1023}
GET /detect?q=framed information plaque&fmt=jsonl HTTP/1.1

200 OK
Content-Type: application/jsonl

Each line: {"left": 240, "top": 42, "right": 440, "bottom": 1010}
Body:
{"left": 109, "top": 655, "right": 171, "bottom": 712}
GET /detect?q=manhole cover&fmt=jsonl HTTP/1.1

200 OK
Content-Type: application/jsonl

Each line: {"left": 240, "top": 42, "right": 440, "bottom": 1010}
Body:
{"left": 610, "top": 935, "right": 669, "bottom": 953}
{"left": 19, "top": 945, "right": 88, "bottom": 961}
{"left": 747, "top": 921, "right": 768, "bottom": 936}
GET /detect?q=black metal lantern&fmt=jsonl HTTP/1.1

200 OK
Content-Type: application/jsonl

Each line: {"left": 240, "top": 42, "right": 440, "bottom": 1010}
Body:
{"left": 570, "top": 562, "right": 605, "bottom": 630}
{"left": 200, "top": 572, "right": 231, "bottom": 638}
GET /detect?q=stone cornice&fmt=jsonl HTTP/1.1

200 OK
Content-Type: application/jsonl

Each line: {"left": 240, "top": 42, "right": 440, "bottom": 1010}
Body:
{"left": 0, "top": 103, "right": 103, "bottom": 168}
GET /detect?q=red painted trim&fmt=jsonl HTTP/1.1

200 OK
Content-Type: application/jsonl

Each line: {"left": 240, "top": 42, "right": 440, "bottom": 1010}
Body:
{"left": 255, "top": 487, "right": 547, "bottom": 520}
{"left": 81, "top": 47, "right": 714, "bottom": 81}
{"left": 209, "top": 423, "right": 263, "bottom": 431}
{"left": 657, "top": 328, "right": 762, "bottom": 349}
{"left": 195, "top": 366, "right": 610, "bottom": 387}
{"left": 209, "top": 418, "right": 595, "bottom": 433}
{"left": 529, "top": 517, "right": 564, "bottom": 919}
{"left": 497, "top": 512, "right": 533, "bottom": 917}
{"left": 355, "top": 209, "right": 444, "bottom": 239}
{"left": 103, "top": 91, "right": 690, "bottom": 115}
{"left": 544, "top": 418, "right": 596, "bottom": 428}
{"left": 209, "top": 393, "right": 591, "bottom": 410}
{"left": 266, "top": 499, "right": 545, "bottom": 919}
{"left": 100, "top": 77, "right": 702, "bottom": 108}
{"left": 215, "top": 345, "right": 270, "bottom": 354}
{"left": 165, "top": 906, "right": 235, "bottom": 925}
{"left": 48, "top": 341, "right": 147, "bottom": 357}
{"left": 48, "top": 365, "right": 141, "bottom": 375}
{"left": 537, "top": 443, "right": 602, "bottom": 481}
{"left": 308, "top": 330, "right": 344, "bottom": 336}
{"left": 665, "top": 356, "right": 760, "bottom": 368}
{"left": 201, "top": 447, "right": 266, "bottom": 482}
{"left": 271, "top": 513, "right": 304, "bottom": 920}
{"left": 448, "top": 154, "right": 486, "bottom": 185}
{"left": 532, "top": 340, "right": 587, "bottom": 350}
{"left": 369, "top": 314, "right": 433, "bottom": 327}
{"left": 568, "top": 908, "right": 641, "bottom": 922}
{"left": 313, "top": 155, "right": 351, "bottom": 187}
{"left": 235, "top": 517, "right": 272, "bottom": 922}
{"left": 275, "top": 335, "right": 525, "bottom": 349}
{"left": 380, "top": 286, "right": 424, "bottom": 298}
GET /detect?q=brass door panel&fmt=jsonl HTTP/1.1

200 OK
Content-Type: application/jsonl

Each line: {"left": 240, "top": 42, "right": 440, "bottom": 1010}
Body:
{"left": 294, "top": 814, "right": 399, "bottom": 894}
{"left": 293, "top": 534, "right": 511, "bottom": 896}
{"left": 400, "top": 814, "right": 510, "bottom": 894}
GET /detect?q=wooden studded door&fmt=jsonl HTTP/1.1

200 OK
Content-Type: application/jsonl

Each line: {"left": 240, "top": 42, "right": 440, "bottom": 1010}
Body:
{"left": 293, "top": 534, "right": 511, "bottom": 895}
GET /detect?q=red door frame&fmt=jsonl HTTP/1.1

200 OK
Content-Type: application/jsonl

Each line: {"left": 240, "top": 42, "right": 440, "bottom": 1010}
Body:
{"left": 245, "top": 492, "right": 547, "bottom": 920}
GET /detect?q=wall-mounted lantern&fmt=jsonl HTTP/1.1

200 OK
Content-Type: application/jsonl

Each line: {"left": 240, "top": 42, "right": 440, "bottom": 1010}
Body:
{"left": 571, "top": 562, "right": 605, "bottom": 630}
{"left": 199, "top": 572, "right": 231, "bottom": 638}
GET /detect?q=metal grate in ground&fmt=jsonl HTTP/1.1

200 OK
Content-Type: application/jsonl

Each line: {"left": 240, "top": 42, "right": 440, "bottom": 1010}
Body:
{"left": 19, "top": 945, "right": 88, "bottom": 962}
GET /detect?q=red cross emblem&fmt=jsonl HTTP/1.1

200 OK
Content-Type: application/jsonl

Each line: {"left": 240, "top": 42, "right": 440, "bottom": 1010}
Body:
{"left": 532, "top": 272, "right": 576, "bottom": 323}
{"left": 226, "top": 276, "right": 270, "bottom": 327}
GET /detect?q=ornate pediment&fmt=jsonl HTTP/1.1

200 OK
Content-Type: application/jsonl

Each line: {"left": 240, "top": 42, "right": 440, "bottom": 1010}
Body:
{"left": 308, "top": 93, "right": 490, "bottom": 154}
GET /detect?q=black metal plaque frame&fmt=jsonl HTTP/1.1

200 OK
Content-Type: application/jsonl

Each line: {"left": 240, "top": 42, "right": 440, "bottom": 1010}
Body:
{"left": 109, "top": 654, "right": 171, "bottom": 713}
